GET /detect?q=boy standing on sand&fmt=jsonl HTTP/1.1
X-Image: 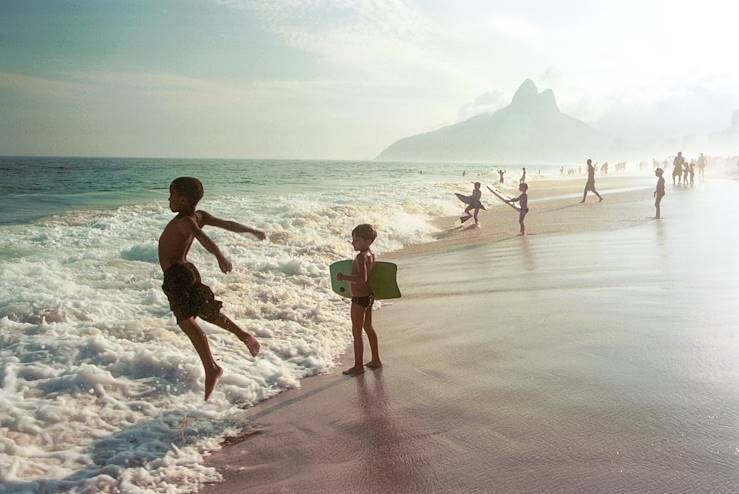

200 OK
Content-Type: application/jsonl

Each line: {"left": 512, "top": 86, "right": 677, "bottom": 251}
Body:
{"left": 159, "top": 177, "right": 265, "bottom": 400}
{"left": 580, "top": 158, "right": 603, "bottom": 203}
{"left": 460, "top": 182, "right": 484, "bottom": 226}
{"left": 654, "top": 168, "right": 665, "bottom": 219}
{"left": 506, "top": 182, "right": 529, "bottom": 235}
{"left": 497, "top": 169, "right": 506, "bottom": 183}
{"left": 337, "top": 224, "right": 382, "bottom": 376}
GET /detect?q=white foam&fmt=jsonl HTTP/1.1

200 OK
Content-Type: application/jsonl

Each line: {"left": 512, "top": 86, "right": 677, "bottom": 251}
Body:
{"left": 0, "top": 175, "right": 467, "bottom": 492}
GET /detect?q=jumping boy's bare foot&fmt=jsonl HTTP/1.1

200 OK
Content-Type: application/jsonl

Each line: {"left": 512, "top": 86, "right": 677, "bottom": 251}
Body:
{"left": 342, "top": 366, "right": 365, "bottom": 376}
{"left": 204, "top": 365, "right": 224, "bottom": 401}
{"left": 239, "top": 334, "right": 260, "bottom": 357}
{"left": 365, "top": 360, "right": 383, "bottom": 369}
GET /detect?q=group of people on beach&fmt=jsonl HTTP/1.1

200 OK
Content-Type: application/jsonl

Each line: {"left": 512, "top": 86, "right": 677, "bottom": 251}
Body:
{"left": 669, "top": 151, "right": 706, "bottom": 186}
{"left": 161, "top": 151, "right": 712, "bottom": 399}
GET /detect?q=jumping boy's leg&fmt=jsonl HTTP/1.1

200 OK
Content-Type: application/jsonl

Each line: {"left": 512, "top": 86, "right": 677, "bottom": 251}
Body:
{"left": 202, "top": 312, "right": 260, "bottom": 357}
{"left": 363, "top": 307, "right": 382, "bottom": 369}
{"left": 473, "top": 207, "right": 480, "bottom": 225}
{"left": 595, "top": 189, "right": 603, "bottom": 201}
{"left": 343, "top": 302, "right": 366, "bottom": 376}
{"left": 178, "top": 317, "right": 223, "bottom": 401}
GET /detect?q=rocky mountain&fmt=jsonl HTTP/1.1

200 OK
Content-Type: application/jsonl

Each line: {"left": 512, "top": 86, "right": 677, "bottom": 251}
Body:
{"left": 377, "top": 79, "right": 611, "bottom": 163}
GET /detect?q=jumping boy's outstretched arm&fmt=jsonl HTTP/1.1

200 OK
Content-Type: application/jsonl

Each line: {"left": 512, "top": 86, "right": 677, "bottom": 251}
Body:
{"left": 199, "top": 210, "right": 266, "bottom": 240}
{"left": 185, "top": 217, "right": 233, "bottom": 273}
{"left": 506, "top": 193, "right": 523, "bottom": 203}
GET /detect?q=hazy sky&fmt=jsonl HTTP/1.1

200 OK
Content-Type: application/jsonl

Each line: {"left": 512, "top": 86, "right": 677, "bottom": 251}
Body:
{"left": 2, "top": 0, "right": 738, "bottom": 159}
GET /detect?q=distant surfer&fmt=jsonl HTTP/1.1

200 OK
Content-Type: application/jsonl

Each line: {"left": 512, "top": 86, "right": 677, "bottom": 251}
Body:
{"left": 336, "top": 224, "right": 382, "bottom": 376}
{"left": 654, "top": 168, "right": 665, "bottom": 219}
{"left": 459, "top": 182, "right": 484, "bottom": 226}
{"left": 158, "top": 177, "right": 265, "bottom": 400}
{"left": 672, "top": 152, "right": 684, "bottom": 185}
{"left": 506, "top": 182, "right": 529, "bottom": 235}
{"left": 580, "top": 159, "right": 603, "bottom": 203}
{"left": 498, "top": 169, "right": 506, "bottom": 183}
{"left": 519, "top": 167, "right": 527, "bottom": 183}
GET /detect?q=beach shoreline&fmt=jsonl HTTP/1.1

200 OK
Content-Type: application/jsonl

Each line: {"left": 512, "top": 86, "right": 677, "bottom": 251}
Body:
{"left": 200, "top": 175, "right": 739, "bottom": 493}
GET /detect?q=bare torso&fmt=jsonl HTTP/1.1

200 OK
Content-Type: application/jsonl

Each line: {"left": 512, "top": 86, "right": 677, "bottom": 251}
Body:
{"left": 350, "top": 250, "right": 375, "bottom": 297}
{"left": 158, "top": 211, "right": 204, "bottom": 271}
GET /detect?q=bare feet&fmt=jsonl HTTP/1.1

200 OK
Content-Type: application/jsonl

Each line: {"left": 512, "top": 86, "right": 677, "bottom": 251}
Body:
{"left": 342, "top": 366, "right": 365, "bottom": 376}
{"left": 204, "top": 365, "right": 224, "bottom": 401}
{"left": 599, "top": 197, "right": 604, "bottom": 202}
{"left": 365, "top": 360, "right": 383, "bottom": 369}
{"left": 579, "top": 200, "right": 585, "bottom": 203}
{"left": 239, "top": 334, "right": 260, "bottom": 357}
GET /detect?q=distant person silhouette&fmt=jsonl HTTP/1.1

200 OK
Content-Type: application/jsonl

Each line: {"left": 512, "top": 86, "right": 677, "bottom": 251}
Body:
{"left": 689, "top": 162, "right": 695, "bottom": 186}
{"left": 460, "top": 182, "right": 483, "bottom": 227}
{"left": 580, "top": 159, "right": 603, "bottom": 203}
{"left": 519, "top": 168, "right": 527, "bottom": 184}
{"left": 498, "top": 169, "right": 506, "bottom": 183}
{"left": 697, "top": 153, "right": 707, "bottom": 177}
{"left": 506, "top": 182, "right": 529, "bottom": 235}
{"left": 672, "top": 152, "right": 685, "bottom": 185}
{"left": 654, "top": 168, "right": 665, "bottom": 219}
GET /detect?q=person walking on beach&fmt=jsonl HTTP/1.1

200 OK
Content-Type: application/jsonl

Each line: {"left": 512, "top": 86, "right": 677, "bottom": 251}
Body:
{"left": 683, "top": 160, "right": 690, "bottom": 185}
{"left": 697, "top": 153, "right": 707, "bottom": 177}
{"left": 672, "top": 152, "right": 685, "bottom": 185}
{"left": 498, "top": 169, "right": 506, "bottom": 183}
{"left": 654, "top": 168, "right": 666, "bottom": 219}
{"left": 460, "top": 182, "right": 484, "bottom": 226}
{"left": 580, "top": 159, "right": 603, "bottom": 203}
{"left": 159, "top": 177, "right": 265, "bottom": 400}
{"left": 337, "top": 224, "right": 382, "bottom": 376}
{"left": 506, "top": 182, "right": 529, "bottom": 235}
{"left": 689, "top": 162, "right": 695, "bottom": 186}
{"left": 519, "top": 168, "right": 527, "bottom": 184}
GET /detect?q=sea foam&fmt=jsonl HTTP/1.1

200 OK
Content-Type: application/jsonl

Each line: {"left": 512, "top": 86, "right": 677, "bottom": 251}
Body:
{"left": 0, "top": 175, "right": 465, "bottom": 492}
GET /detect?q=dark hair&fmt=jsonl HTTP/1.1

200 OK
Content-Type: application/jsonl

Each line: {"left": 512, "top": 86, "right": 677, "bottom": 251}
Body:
{"left": 520, "top": 182, "right": 529, "bottom": 191}
{"left": 352, "top": 224, "right": 377, "bottom": 242}
{"left": 474, "top": 182, "right": 481, "bottom": 187}
{"left": 170, "top": 177, "right": 204, "bottom": 207}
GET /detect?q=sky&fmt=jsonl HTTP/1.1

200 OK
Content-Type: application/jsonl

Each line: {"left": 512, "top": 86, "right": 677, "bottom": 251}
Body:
{"left": 1, "top": 0, "right": 738, "bottom": 159}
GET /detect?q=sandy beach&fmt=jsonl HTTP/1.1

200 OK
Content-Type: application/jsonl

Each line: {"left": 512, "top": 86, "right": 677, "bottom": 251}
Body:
{"left": 201, "top": 176, "right": 739, "bottom": 493}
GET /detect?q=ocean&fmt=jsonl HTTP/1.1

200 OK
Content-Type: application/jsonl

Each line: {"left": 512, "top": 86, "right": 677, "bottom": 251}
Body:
{"left": 0, "top": 156, "right": 538, "bottom": 492}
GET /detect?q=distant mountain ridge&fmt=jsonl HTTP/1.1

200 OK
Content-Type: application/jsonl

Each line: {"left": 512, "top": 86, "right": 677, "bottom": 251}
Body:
{"left": 377, "top": 79, "right": 611, "bottom": 163}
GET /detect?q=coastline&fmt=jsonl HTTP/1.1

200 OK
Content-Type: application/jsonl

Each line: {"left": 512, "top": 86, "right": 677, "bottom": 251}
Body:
{"left": 200, "top": 176, "right": 739, "bottom": 493}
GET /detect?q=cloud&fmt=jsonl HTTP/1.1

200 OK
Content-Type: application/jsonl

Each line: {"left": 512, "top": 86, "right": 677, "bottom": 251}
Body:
{"left": 457, "top": 90, "right": 505, "bottom": 121}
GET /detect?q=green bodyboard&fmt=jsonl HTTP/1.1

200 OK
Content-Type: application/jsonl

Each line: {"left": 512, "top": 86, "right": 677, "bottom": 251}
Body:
{"left": 329, "top": 260, "right": 401, "bottom": 300}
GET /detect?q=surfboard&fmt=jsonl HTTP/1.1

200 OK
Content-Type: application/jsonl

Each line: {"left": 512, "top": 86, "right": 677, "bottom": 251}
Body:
{"left": 329, "top": 260, "right": 401, "bottom": 300}
{"left": 455, "top": 193, "right": 486, "bottom": 210}
{"left": 486, "top": 185, "right": 521, "bottom": 212}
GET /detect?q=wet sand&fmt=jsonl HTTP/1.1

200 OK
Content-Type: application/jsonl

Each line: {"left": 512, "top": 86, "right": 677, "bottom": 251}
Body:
{"left": 201, "top": 177, "right": 739, "bottom": 493}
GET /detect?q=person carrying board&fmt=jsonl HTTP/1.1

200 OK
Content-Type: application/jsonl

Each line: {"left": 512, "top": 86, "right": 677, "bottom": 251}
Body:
{"left": 506, "top": 182, "right": 529, "bottom": 235}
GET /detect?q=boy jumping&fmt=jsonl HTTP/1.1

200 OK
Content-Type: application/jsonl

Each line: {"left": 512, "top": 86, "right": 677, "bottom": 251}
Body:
{"left": 337, "top": 224, "right": 382, "bottom": 376}
{"left": 159, "top": 177, "right": 265, "bottom": 400}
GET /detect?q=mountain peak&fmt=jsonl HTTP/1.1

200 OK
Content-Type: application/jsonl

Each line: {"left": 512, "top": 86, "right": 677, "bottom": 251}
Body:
{"left": 510, "top": 79, "right": 539, "bottom": 107}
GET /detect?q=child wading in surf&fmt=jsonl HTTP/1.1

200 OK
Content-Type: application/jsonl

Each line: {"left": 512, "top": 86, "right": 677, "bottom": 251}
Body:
{"left": 337, "top": 224, "right": 382, "bottom": 376}
{"left": 460, "top": 182, "right": 484, "bottom": 227}
{"left": 654, "top": 168, "right": 665, "bottom": 219}
{"left": 158, "top": 177, "right": 265, "bottom": 400}
{"left": 506, "top": 182, "right": 529, "bottom": 235}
